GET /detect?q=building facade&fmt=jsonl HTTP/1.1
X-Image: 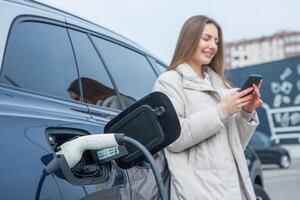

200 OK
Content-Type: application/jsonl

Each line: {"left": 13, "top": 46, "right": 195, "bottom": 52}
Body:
{"left": 225, "top": 31, "right": 300, "bottom": 69}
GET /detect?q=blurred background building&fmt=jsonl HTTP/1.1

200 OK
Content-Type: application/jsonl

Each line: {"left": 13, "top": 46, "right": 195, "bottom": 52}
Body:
{"left": 225, "top": 31, "right": 300, "bottom": 69}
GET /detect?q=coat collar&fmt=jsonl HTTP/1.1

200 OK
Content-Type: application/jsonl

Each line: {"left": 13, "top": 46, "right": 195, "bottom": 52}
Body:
{"left": 175, "top": 63, "right": 229, "bottom": 100}
{"left": 174, "top": 63, "right": 212, "bottom": 92}
{"left": 176, "top": 62, "right": 204, "bottom": 83}
{"left": 175, "top": 63, "right": 221, "bottom": 82}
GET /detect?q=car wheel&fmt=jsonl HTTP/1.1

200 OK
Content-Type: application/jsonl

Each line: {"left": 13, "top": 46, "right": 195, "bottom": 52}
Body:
{"left": 279, "top": 155, "right": 290, "bottom": 169}
{"left": 254, "top": 184, "right": 270, "bottom": 200}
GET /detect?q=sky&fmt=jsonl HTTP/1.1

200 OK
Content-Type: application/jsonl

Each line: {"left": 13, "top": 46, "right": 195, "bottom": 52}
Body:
{"left": 38, "top": 0, "right": 300, "bottom": 64}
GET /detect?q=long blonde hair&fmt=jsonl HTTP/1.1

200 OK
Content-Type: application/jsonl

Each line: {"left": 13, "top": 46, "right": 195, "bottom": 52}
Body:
{"left": 169, "top": 15, "right": 229, "bottom": 87}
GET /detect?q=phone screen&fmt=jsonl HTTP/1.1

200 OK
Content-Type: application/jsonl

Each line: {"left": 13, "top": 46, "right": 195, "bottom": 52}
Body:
{"left": 240, "top": 74, "right": 262, "bottom": 92}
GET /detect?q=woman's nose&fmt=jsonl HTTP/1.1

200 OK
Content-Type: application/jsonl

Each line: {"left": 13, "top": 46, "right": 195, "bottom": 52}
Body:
{"left": 209, "top": 41, "right": 217, "bottom": 50}
{"left": 209, "top": 41, "right": 218, "bottom": 50}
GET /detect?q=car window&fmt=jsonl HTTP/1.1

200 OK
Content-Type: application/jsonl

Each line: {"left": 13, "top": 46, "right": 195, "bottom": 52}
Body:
{"left": 68, "top": 29, "right": 121, "bottom": 109}
{"left": 251, "top": 132, "right": 271, "bottom": 148}
{"left": 250, "top": 133, "right": 264, "bottom": 148}
{"left": 155, "top": 61, "right": 167, "bottom": 74}
{"left": 0, "top": 21, "right": 78, "bottom": 100}
{"left": 259, "top": 132, "right": 272, "bottom": 147}
{"left": 91, "top": 36, "right": 157, "bottom": 109}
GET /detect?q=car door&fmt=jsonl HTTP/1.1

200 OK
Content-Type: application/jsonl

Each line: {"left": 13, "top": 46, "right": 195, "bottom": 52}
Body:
{"left": 89, "top": 35, "right": 169, "bottom": 199}
{"left": 0, "top": 17, "right": 129, "bottom": 199}
{"left": 67, "top": 27, "right": 132, "bottom": 199}
{"left": 0, "top": 17, "right": 92, "bottom": 199}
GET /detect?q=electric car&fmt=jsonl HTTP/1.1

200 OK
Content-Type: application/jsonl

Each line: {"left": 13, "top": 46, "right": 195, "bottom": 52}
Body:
{"left": 0, "top": 0, "right": 167, "bottom": 199}
{"left": 0, "top": 1, "right": 272, "bottom": 200}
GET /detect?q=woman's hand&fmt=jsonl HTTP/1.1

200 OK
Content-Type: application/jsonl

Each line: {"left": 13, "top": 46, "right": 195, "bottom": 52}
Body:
{"left": 242, "top": 81, "right": 263, "bottom": 113}
{"left": 221, "top": 87, "right": 254, "bottom": 115}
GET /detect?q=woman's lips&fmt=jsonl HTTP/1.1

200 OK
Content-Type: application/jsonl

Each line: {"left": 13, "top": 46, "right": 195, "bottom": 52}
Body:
{"left": 203, "top": 51, "right": 214, "bottom": 59}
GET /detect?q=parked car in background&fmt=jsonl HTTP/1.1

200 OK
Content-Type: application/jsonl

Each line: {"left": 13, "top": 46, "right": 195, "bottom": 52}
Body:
{"left": 250, "top": 131, "right": 291, "bottom": 169}
{"left": 245, "top": 145, "right": 271, "bottom": 200}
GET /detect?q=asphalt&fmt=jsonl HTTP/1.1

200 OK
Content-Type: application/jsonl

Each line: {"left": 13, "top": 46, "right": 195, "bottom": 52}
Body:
{"left": 263, "top": 158, "right": 300, "bottom": 200}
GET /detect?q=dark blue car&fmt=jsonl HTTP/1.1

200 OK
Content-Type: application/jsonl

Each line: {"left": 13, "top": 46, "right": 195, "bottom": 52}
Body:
{"left": 0, "top": 0, "right": 168, "bottom": 199}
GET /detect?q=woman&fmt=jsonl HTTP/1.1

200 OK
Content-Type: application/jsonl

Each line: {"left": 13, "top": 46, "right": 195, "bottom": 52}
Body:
{"left": 153, "top": 15, "right": 262, "bottom": 200}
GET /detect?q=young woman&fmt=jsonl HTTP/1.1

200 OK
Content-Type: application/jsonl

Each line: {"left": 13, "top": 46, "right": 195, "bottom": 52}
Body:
{"left": 153, "top": 15, "right": 262, "bottom": 200}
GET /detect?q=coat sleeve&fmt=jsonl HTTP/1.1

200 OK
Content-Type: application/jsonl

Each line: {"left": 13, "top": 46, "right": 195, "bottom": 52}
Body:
{"left": 235, "top": 110, "right": 259, "bottom": 149}
{"left": 153, "top": 74, "right": 229, "bottom": 152}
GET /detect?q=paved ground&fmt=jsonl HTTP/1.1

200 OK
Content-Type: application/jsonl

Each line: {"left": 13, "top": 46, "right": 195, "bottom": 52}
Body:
{"left": 263, "top": 158, "right": 300, "bottom": 200}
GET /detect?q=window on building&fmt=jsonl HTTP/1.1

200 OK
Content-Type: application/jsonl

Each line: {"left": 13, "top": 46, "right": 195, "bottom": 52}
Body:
{"left": 285, "top": 37, "right": 290, "bottom": 43}
{"left": 224, "top": 49, "right": 229, "bottom": 55}
{"left": 233, "top": 56, "right": 240, "bottom": 60}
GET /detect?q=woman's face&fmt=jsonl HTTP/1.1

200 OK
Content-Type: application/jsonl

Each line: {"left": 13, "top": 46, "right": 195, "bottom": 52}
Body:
{"left": 191, "top": 23, "right": 219, "bottom": 66}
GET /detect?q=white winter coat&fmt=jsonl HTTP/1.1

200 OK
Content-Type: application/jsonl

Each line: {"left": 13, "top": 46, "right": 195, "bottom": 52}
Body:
{"left": 153, "top": 63, "right": 259, "bottom": 200}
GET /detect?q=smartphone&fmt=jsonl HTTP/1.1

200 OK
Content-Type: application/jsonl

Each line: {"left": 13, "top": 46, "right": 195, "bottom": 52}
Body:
{"left": 239, "top": 74, "right": 262, "bottom": 92}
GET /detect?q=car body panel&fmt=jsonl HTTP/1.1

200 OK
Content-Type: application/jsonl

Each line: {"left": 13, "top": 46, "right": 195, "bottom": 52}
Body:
{"left": 0, "top": 0, "right": 173, "bottom": 199}
{"left": 0, "top": 1, "right": 142, "bottom": 199}
{"left": 0, "top": 85, "right": 132, "bottom": 199}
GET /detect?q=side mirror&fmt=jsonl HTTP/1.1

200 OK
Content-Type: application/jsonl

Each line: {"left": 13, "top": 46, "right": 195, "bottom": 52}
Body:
{"left": 104, "top": 91, "right": 181, "bottom": 169}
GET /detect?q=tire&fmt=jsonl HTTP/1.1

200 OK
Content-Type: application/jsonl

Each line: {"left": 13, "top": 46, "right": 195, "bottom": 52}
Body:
{"left": 279, "top": 155, "right": 290, "bottom": 169}
{"left": 254, "top": 184, "right": 271, "bottom": 200}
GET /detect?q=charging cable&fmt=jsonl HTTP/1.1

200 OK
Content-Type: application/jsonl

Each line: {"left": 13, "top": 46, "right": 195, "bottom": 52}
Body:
{"left": 36, "top": 134, "right": 168, "bottom": 200}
